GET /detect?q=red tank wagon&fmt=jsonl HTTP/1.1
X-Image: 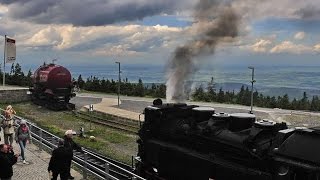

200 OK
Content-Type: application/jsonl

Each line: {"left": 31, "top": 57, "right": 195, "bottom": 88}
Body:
{"left": 30, "top": 63, "right": 76, "bottom": 110}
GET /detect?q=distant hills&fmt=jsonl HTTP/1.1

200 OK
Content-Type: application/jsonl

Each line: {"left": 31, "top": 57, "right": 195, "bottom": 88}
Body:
{"left": 145, "top": 82, "right": 320, "bottom": 100}
{"left": 214, "top": 83, "right": 320, "bottom": 100}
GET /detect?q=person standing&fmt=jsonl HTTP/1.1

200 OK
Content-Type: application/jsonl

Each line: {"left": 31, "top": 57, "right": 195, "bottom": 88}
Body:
{"left": 48, "top": 139, "right": 72, "bottom": 180}
{"left": 0, "top": 144, "right": 18, "bottom": 180}
{"left": 1, "top": 105, "right": 17, "bottom": 146}
{"left": 64, "top": 130, "right": 84, "bottom": 180}
{"left": 15, "top": 120, "right": 32, "bottom": 164}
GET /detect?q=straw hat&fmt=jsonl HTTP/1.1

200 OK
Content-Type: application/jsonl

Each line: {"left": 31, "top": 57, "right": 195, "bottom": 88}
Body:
{"left": 6, "top": 105, "right": 12, "bottom": 110}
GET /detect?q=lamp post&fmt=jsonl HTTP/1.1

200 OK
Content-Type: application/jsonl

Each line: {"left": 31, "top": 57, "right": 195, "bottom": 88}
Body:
{"left": 115, "top": 62, "right": 121, "bottom": 107}
{"left": 248, "top": 66, "right": 255, "bottom": 114}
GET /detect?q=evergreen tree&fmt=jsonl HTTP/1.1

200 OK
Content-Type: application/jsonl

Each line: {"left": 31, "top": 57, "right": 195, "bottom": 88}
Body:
{"left": 135, "top": 78, "right": 145, "bottom": 97}
{"left": 299, "top": 92, "right": 309, "bottom": 110}
{"left": 236, "top": 85, "right": 245, "bottom": 104}
{"left": 270, "top": 96, "right": 277, "bottom": 108}
{"left": 291, "top": 98, "right": 298, "bottom": 109}
{"left": 279, "top": 94, "right": 290, "bottom": 109}
{"left": 25, "top": 69, "right": 33, "bottom": 86}
{"left": 77, "top": 75, "right": 85, "bottom": 88}
{"left": 217, "top": 88, "right": 225, "bottom": 103}
{"left": 193, "top": 85, "right": 205, "bottom": 101}
{"left": 10, "top": 63, "right": 15, "bottom": 75}
{"left": 310, "top": 96, "right": 320, "bottom": 111}
{"left": 207, "top": 77, "right": 216, "bottom": 101}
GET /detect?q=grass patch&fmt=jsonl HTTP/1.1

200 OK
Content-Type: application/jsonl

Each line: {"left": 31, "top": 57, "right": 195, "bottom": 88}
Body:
{"left": 86, "top": 128, "right": 130, "bottom": 143}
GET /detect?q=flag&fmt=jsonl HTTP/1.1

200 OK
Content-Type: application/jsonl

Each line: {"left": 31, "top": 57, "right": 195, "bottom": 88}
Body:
{"left": 5, "top": 37, "right": 16, "bottom": 63}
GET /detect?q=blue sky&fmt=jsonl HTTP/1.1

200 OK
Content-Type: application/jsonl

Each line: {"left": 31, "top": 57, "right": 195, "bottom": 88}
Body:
{"left": 0, "top": 0, "right": 319, "bottom": 70}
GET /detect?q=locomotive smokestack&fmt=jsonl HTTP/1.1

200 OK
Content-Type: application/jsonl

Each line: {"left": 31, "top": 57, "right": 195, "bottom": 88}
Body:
{"left": 166, "top": 0, "right": 239, "bottom": 103}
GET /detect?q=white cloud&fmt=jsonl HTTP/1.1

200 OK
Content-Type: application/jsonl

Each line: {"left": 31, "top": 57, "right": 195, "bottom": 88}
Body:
{"left": 93, "top": 45, "right": 142, "bottom": 57}
{"left": 270, "top": 41, "right": 313, "bottom": 54}
{"left": 0, "top": 4, "right": 8, "bottom": 14}
{"left": 314, "top": 44, "right": 320, "bottom": 52}
{"left": 19, "top": 24, "right": 185, "bottom": 57}
{"left": 294, "top": 32, "right": 306, "bottom": 40}
{"left": 250, "top": 39, "right": 272, "bottom": 52}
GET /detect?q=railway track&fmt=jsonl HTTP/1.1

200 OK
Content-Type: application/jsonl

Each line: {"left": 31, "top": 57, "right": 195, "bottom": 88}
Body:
{"left": 67, "top": 111, "right": 140, "bottom": 134}
{"left": 0, "top": 109, "right": 144, "bottom": 180}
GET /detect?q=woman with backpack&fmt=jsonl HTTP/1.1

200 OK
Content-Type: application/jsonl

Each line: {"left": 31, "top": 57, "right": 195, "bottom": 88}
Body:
{"left": 15, "top": 120, "right": 32, "bottom": 164}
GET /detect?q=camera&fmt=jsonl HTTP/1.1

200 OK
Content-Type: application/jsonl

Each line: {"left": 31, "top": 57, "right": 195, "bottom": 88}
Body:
{"left": 7, "top": 145, "right": 13, "bottom": 153}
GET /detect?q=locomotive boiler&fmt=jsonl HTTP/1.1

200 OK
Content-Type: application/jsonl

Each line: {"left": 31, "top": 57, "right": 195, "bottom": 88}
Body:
{"left": 29, "top": 63, "right": 76, "bottom": 110}
{"left": 136, "top": 101, "right": 320, "bottom": 180}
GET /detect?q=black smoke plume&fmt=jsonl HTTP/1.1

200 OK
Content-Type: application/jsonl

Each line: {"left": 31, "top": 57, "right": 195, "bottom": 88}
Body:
{"left": 166, "top": 0, "right": 239, "bottom": 102}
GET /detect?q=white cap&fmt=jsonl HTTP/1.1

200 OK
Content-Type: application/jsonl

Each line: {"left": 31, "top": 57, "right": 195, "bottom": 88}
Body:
{"left": 20, "top": 119, "right": 27, "bottom": 124}
{"left": 65, "top": 129, "right": 73, "bottom": 135}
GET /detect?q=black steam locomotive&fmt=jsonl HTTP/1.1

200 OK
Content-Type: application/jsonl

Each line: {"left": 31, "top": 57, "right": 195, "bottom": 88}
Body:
{"left": 136, "top": 101, "right": 320, "bottom": 180}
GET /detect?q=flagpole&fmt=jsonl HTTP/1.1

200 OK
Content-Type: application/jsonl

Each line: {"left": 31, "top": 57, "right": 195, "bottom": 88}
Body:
{"left": 3, "top": 35, "right": 6, "bottom": 87}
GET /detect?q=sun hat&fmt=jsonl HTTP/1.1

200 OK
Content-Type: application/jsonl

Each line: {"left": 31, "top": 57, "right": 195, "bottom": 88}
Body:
{"left": 6, "top": 105, "right": 12, "bottom": 110}
{"left": 65, "top": 129, "right": 73, "bottom": 135}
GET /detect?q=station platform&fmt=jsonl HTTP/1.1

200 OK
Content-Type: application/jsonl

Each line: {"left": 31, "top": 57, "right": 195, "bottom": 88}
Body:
{"left": 0, "top": 133, "right": 82, "bottom": 180}
{"left": 83, "top": 98, "right": 144, "bottom": 121}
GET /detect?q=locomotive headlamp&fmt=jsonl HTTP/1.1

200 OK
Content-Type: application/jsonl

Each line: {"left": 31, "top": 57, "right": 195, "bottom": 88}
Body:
{"left": 278, "top": 166, "right": 289, "bottom": 176}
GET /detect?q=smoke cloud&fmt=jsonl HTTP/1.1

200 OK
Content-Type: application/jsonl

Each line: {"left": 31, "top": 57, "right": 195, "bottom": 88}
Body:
{"left": 166, "top": 0, "right": 239, "bottom": 102}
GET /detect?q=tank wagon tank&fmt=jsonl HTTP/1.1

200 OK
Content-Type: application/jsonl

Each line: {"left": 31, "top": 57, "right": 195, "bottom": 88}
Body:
{"left": 135, "top": 100, "right": 320, "bottom": 180}
{"left": 29, "top": 63, "right": 76, "bottom": 110}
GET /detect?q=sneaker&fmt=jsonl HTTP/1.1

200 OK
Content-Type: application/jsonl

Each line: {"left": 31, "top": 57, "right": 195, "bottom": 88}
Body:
{"left": 68, "top": 176, "right": 75, "bottom": 179}
{"left": 23, "top": 160, "right": 29, "bottom": 164}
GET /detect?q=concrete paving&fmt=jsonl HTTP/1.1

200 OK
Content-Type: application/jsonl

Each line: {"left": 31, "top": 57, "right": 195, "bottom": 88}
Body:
{"left": 0, "top": 132, "right": 82, "bottom": 180}
{"left": 0, "top": 85, "right": 29, "bottom": 90}
{"left": 83, "top": 98, "right": 144, "bottom": 121}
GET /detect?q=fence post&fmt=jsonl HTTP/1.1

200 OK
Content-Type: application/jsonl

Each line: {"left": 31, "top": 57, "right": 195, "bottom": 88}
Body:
{"left": 132, "top": 156, "right": 134, "bottom": 169}
{"left": 29, "top": 123, "right": 33, "bottom": 136}
{"left": 39, "top": 129, "right": 43, "bottom": 151}
{"left": 83, "top": 153, "right": 88, "bottom": 179}
{"left": 105, "top": 163, "right": 110, "bottom": 180}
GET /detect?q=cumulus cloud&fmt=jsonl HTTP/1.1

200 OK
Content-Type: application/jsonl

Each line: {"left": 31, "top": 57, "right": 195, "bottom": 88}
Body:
{"left": 294, "top": 32, "right": 305, "bottom": 40}
{"left": 0, "top": 0, "right": 195, "bottom": 26}
{"left": 314, "top": 44, "right": 320, "bottom": 53}
{"left": 270, "top": 41, "right": 313, "bottom": 54}
{"left": 0, "top": 3, "right": 7, "bottom": 14}
{"left": 19, "top": 23, "right": 185, "bottom": 56}
{"left": 250, "top": 39, "right": 272, "bottom": 52}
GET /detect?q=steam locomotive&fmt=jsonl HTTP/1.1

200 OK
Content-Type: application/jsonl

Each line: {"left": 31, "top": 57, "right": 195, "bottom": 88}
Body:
{"left": 136, "top": 100, "right": 320, "bottom": 180}
{"left": 29, "top": 63, "right": 76, "bottom": 110}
